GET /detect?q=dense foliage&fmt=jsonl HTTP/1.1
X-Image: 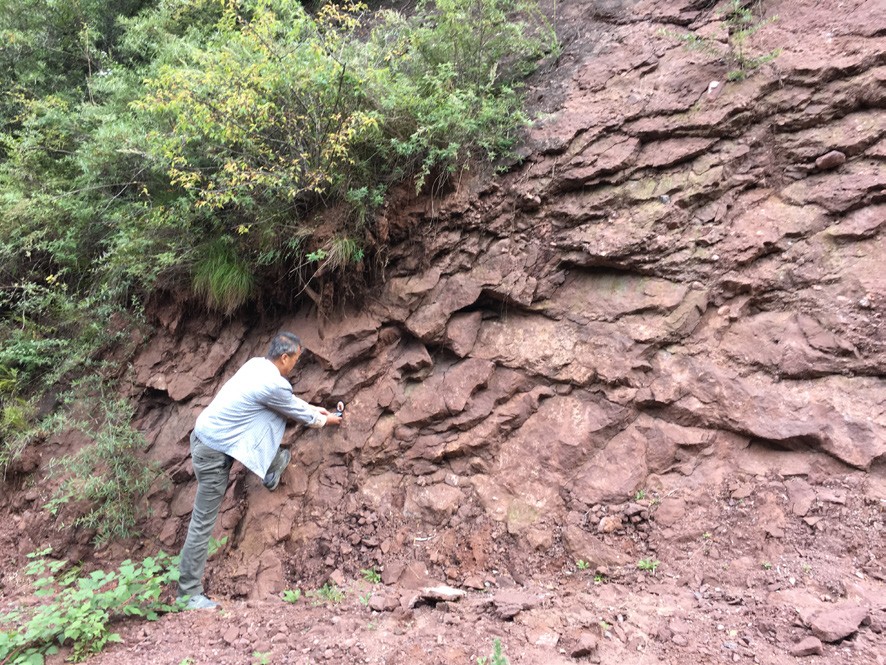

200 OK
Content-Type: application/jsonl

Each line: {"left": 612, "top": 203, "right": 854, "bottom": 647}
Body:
{"left": 1, "top": 0, "right": 554, "bottom": 317}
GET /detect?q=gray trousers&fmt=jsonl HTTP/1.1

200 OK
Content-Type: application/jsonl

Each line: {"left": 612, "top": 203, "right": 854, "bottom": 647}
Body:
{"left": 177, "top": 433, "right": 234, "bottom": 598}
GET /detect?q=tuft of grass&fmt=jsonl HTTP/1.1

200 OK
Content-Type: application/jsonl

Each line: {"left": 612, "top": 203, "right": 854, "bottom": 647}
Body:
{"left": 192, "top": 238, "right": 255, "bottom": 315}
{"left": 309, "top": 583, "right": 345, "bottom": 605}
{"left": 576, "top": 559, "right": 589, "bottom": 571}
{"left": 361, "top": 568, "right": 381, "bottom": 584}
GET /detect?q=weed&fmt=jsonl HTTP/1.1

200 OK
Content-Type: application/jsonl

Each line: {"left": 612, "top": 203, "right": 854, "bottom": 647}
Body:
{"left": 178, "top": 660, "right": 195, "bottom": 665}
{"left": 593, "top": 573, "right": 606, "bottom": 584}
{"left": 281, "top": 589, "right": 302, "bottom": 604}
{"left": 476, "top": 637, "right": 509, "bottom": 665}
{"left": 637, "top": 558, "right": 660, "bottom": 573}
{"left": 252, "top": 651, "right": 271, "bottom": 665}
{"left": 660, "top": 0, "right": 780, "bottom": 81}
{"left": 702, "top": 532, "right": 712, "bottom": 540}
{"left": 761, "top": 561, "right": 772, "bottom": 570}
{"left": 634, "top": 489, "right": 647, "bottom": 501}
{"left": 576, "top": 559, "right": 590, "bottom": 571}
{"left": 801, "top": 562, "right": 812, "bottom": 575}
{"left": 359, "top": 593, "right": 372, "bottom": 606}
{"left": 361, "top": 567, "right": 381, "bottom": 584}
{"left": 599, "top": 620, "right": 611, "bottom": 633}
{"left": 44, "top": 392, "right": 161, "bottom": 545}
{"left": 309, "top": 583, "right": 345, "bottom": 605}
{"left": 0, "top": 549, "right": 180, "bottom": 663}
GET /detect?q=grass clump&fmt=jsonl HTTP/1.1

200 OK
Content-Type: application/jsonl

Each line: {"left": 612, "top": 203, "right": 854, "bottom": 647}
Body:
{"left": 309, "top": 583, "right": 345, "bottom": 605}
{"left": 0, "top": 549, "right": 180, "bottom": 663}
{"left": 281, "top": 589, "right": 302, "bottom": 604}
{"left": 361, "top": 568, "right": 381, "bottom": 584}
{"left": 192, "top": 238, "right": 256, "bottom": 316}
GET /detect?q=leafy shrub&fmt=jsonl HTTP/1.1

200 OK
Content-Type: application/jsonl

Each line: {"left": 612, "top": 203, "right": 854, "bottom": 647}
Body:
{"left": 0, "top": 548, "right": 180, "bottom": 663}
{"left": 45, "top": 391, "right": 160, "bottom": 544}
{"left": 132, "top": 0, "right": 555, "bottom": 308}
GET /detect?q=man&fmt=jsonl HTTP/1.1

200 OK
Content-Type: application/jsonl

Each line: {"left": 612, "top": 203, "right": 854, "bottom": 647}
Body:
{"left": 177, "top": 332, "right": 341, "bottom": 610}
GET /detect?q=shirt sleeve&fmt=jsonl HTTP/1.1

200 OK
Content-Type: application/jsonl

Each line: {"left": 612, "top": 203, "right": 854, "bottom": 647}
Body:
{"left": 262, "top": 383, "right": 324, "bottom": 427}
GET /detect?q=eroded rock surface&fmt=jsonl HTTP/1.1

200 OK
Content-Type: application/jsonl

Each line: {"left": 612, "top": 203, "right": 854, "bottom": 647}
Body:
{"left": 104, "top": 0, "right": 886, "bottom": 597}
{"left": 2, "top": 1, "right": 884, "bottom": 663}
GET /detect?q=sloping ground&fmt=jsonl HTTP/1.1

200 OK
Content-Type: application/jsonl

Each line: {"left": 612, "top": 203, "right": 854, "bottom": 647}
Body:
{"left": 1, "top": 0, "right": 885, "bottom": 663}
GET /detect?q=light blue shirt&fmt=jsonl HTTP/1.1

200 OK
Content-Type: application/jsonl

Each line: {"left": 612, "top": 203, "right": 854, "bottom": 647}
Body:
{"left": 193, "top": 357, "right": 323, "bottom": 478}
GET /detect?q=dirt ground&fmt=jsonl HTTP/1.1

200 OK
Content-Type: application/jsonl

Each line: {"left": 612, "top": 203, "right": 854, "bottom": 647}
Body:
{"left": 3, "top": 444, "right": 883, "bottom": 664}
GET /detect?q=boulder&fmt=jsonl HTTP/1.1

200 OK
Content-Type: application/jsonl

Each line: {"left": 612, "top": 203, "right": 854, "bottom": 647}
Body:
{"left": 810, "top": 603, "right": 869, "bottom": 642}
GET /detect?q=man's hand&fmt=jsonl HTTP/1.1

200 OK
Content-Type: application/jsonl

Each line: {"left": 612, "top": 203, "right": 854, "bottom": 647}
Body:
{"left": 316, "top": 406, "right": 342, "bottom": 426}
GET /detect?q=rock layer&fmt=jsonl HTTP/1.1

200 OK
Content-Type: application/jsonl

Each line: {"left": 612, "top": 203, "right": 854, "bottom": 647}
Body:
{"left": 105, "top": 0, "right": 886, "bottom": 594}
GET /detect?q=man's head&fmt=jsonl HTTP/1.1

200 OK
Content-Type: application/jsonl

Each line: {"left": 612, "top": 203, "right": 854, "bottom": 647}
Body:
{"left": 267, "top": 332, "right": 302, "bottom": 376}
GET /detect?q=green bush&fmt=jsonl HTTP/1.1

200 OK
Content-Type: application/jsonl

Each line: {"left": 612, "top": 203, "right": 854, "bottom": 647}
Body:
{"left": 2, "top": 0, "right": 555, "bottom": 316}
{"left": 45, "top": 391, "right": 160, "bottom": 545}
{"left": 0, "top": 548, "right": 180, "bottom": 663}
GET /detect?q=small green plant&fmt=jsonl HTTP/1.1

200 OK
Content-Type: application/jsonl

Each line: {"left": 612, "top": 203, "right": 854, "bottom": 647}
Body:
{"left": 309, "top": 583, "right": 345, "bottom": 605}
{"left": 208, "top": 535, "right": 228, "bottom": 558}
{"left": 801, "top": 562, "right": 812, "bottom": 574}
{"left": 178, "top": 659, "right": 195, "bottom": 665}
{"left": 281, "top": 589, "right": 302, "bottom": 604}
{"left": 661, "top": 0, "right": 780, "bottom": 81}
{"left": 762, "top": 561, "right": 772, "bottom": 570}
{"left": 593, "top": 573, "right": 606, "bottom": 584}
{"left": 576, "top": 559, "right": 590, "bottom": 571}
{"left": 252, "top": 651, "right": 271, "bottom": 665}
{"left": 476, "top": 637, "right": 509, "bottom": 665}
{"left": 361, "top": 567, "right": 381, "bottom": 584}
{"left": 634, "top": 489, "right": 647, "bottom": 501}
{"left": 702, "top": 532, "right": 712, "bottom": 540}
{"left": 0, "top": 549, "right": 180, "bottom": 663}
{"left": 359, "top": 592, "right": 372, "bottom": 606}
{"left": 637, "top": 558, "right": 660, "bottom": 573}
{"left": 599, "top": 620, "right": 611, "bottom": 633}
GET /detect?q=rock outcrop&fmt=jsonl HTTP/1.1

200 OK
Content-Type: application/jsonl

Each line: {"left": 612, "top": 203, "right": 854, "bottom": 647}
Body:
{"left": 26, "top": 0, "right": 886, "bottom": 597}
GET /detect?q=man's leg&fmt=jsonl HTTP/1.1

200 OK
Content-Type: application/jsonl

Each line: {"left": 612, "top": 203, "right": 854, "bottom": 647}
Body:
{"left": 177, "top": 435, "right": 233, "bottom": 600}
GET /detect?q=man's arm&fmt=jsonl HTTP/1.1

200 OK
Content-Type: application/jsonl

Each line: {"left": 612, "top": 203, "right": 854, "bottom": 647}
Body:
{"left": 264, "top": 384, "right": 341, "bottom": 427}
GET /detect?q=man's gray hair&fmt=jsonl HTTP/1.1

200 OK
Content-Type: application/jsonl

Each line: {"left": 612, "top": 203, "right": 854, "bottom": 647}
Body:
{"left": 266, "top": 332, "right": 301, "bottom": 360}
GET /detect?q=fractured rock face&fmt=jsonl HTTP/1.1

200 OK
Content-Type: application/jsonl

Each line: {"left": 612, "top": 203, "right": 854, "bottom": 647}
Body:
{"left": 124, "top": 0, "right": 886, "bottom": 596}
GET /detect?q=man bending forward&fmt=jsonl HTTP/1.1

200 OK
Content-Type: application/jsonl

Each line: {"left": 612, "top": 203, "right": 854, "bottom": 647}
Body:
{"left": 177, "top": 332, "right": 341, "bottom": 609}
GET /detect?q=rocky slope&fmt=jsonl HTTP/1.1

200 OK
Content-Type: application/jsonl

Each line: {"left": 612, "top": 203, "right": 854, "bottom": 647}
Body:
{"left": 2, "top": 0, "right": 884, "bottom": 663}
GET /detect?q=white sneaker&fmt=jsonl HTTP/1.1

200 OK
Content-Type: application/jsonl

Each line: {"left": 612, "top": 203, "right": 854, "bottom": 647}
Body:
{"left": 180, "top": 594, "right": 220, "bottom": 610}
